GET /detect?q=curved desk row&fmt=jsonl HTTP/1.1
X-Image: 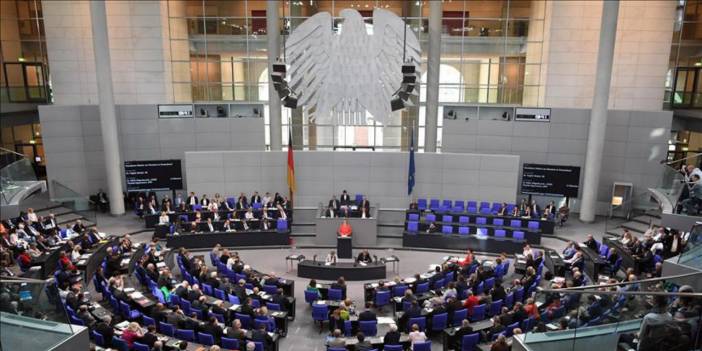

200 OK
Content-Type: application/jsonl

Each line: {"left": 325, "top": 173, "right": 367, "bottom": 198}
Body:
{"left": 165, "top": 230, "right": 291, "bottom": 249}
{"left": 403, "top": 232, "right": 528, "bottom": 254}
{"left": 297, "top": 260, "right": 386, "bottom": 281}
{"left": 144, "top": 208, "right": 291, "bottom": 228}
{"left": 407, "top": 210, "right": 555, "bottom": 235}
{"left": 407, "top": 221, "right": 541, "bottom": 245}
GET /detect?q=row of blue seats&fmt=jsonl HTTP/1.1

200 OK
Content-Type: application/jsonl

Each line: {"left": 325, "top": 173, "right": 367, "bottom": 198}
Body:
{"left": 409, "top": 213, "right": 543, "bottom": 230}
{"left": 417, "top": 199, "right": 513, "bottom": 213}
{"left": 406, "top": 221, "right": 527, "bottom": 240}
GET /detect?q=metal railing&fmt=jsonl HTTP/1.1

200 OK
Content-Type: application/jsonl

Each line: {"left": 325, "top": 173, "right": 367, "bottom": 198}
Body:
{"left": 0, "top": 147, "right": 39, "bottom": 205}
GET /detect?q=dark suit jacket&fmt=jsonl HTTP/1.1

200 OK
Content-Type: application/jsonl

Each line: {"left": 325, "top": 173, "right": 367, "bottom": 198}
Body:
{"left": 251, "top": 329, "right": 273, "bottom": 350}
{"left": 340, "top": 194, "right": 351, "bottom": 205}
{"left": 384, "top": 331, "right": 401, "bottom": 345}
{"left": 358, "top": 310, "right": 377, "bottom": 321}
{"left": 138, "top": 332, "right": 158, "bottom": 347}
{"left": 95, "top": 321, "right": 114, "bottom": 343}
{"left": 328, "top": 199, "right": 340, "bottom": 209}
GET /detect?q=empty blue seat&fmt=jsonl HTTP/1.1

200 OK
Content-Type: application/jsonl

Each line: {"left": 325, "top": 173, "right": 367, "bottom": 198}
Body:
{"left": 236, "top": 313, "right": 253, "bottom": 329}
{"left": 476, "top": 217, "right": 487, "bottom": 225}
{"left": 214, "top": 288, "right": 227, "bottom": 300}
{"left": 510, "top": 219, "right": 522, "bottom": 228}
{"left": 442, "top": 225, "right": 453, "bottom": 234}
{"left": 407, "top": 221, "right": 419, "bottom": 234}
{"left": 429, "top": 199, "right": 440, "bottom": 210}
{"left": 228, "top": 295, "right": 241, "bottom": 305}
{"left": 392, "top": 285, "right": 408, "bottom": 297}
{"left": 375, "top": 290, "right": 391, "bottom": 309}
{"left": 442, "top": 200, "right": 452, "bottom": 210}
{"left": 493, "top": 218, "right": 504, "bottom": 226}
{"left": 198, "top": 332, "right": 215, "bottom": 346}
{"left": 360, "top": 320, "right": 377, "bottom": 336}
{"left": 479, "top": 202, "right": 490, "bottom": 209}
{"left": 202, "top": 283, "right": 213, "bottom": 296}
{"left": 413, "top": 341, "right": 431, "bottom": 351}
{"left": 416, "top": 282, "right": 429, "bottom": 294}
{"left": 425, "top": 214, "right": 436, "bottom": 223}
{"left": 599, "top": 244, "right": 610, "bottom": 258}
{"left": 159, "top": 322, "right": 174, "bottom": 336}
{"left": 442, "top": 215, "right": 453, "bottom": 222}
{"left": 513, "top": 231, "right": 525, "bottom": 240}
{"left": 312, "top": 304, "right": 329, "bottom": 329}
{"left": 222, "top": 337, "right": 239, "bottom": 350}
{"left": 408, "top": 213, "right": 420, "bottom": 221}
{"left": 112, "top": 337, "right": 129, "bottom": 351}
{"left": 461, "top": 333, "right": 480, "bottom": 351}
{"left": 431, "top": 313, "right": 448, "bottom": 332}
{"left": 470, "top": 304, "right": 486, "bottom": 322}
{"left": 488, "top": 299, "right": 502, "bottom": 316}
{"left": 467, "top": 206, "right": 477, "bottom": 213}
{"left": 495, "top": 229, "right": 506, "bottom": 238}
{"left": 328, "top": 288, "right": 343, "bottom": 301}
{"left": 527, "top": 221, "right": 540, "bottom": 230}
{"left": 175, "top": 329, "right": 195, "bottom": 342}
{"left": 418, "top": 199, "right": 427, "bottom": 210}
{"left": 458, "top": 216, "right": 469, "bottom": 224}
{"left": 277, "top": 218, "right": 288, "bottom": 231}
{"left": 458, "top": 226, "right": 469, "bottom": 235}
{"left": 453, "top": 200, "right": 464, "bottom": 210}
{"left": 385, "top": 345, "right": 403, "bottom": 351}
{"left": 266, "top": 303, "right": 281, "bottom": 311}
{"left": 480, "top": 207, "right": 491, "bottom": 214}
{"left": 304, "top": 290, "right": 319, "bottom": 304}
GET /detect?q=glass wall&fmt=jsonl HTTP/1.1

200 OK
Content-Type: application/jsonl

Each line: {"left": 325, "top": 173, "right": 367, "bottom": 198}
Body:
{"left": 166, "top": 0, "right": 544, "bottom": 150}
{"left": 667, "top": 0, "right": 702, "bottom": 108}
{"left": 0, "top": 0, "right": 50, "bottom": 103}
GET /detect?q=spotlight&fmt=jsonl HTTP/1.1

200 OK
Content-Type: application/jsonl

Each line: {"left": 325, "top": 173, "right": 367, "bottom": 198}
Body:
{"left": 283, "top": 93, "right": 298, "bottom": 109}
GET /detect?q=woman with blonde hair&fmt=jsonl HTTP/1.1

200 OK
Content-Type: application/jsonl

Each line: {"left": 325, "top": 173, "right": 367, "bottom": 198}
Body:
{"left": 121, "top": 322, "right": 143, "bottom": 348}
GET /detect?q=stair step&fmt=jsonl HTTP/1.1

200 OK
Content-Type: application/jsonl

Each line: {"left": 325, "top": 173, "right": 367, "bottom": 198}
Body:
{"left": 56, "top": 213, "right": 84, "bottom": 225}
{"left": 632, "top": 215, "right": 661, "bottom": 227}
{"left": 35, "top": 206, "right": 74, "bottom": 218}
{"left": 620, "top": 220, "right": 652, "bottom": 234}
{"left": 605, "top": 227, "right": 626, "bottom": 237}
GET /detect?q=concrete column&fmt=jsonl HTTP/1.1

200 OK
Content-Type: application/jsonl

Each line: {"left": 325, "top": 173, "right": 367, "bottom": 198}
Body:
{"left": 89, "top": 1, "right": 125, "bottom": 215}
{"left": 579, "top": 0, "right": 620, "bottom": 222}
{"left": 424, "top": 0, "right": 441, "bottom": 153}
{"left": 267, "top": 0, "right": 282, "bottom": 150}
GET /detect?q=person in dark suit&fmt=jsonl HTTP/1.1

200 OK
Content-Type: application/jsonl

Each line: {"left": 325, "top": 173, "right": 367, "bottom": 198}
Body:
{"left": 358, "top": 302, "right": 377, "bottom": 321}
{"left": 251, "top": 323, "right": 273, "bottom": 351}
{"left": 383, "top": 324, "right": 401, "bottom": 345}
{"left": 199, "top": 316, "right": 224, "bottom": 344}
{"left": 94, "top": 315, "right": 114, "bottom": 343}
{"left": 328, "top": 196, "right": 340, "bottom": 211}
{"left": 355, "top": 332, "right": 373, "bottom": 351}
{"left": 240, "top": 298, "right": 256, "bottom": 319}
{"left": 250, "top": 191, "right": 262, "bottom": 205}
{"left": 138, "top": 325, "right": 159, "bottom": 348}
{"left": 356, "top": 250, "right": 372, "bottom": 263}
{"left": 225, "top": 319, "right": 247, "bottom": 341}
{"left": 583, "top": 234, "right": 598, "bottom": 251}
{"left": 399, "top": 300, "right": 422, "bottom": 330}
{"left": 186, "top": 192, "right": 198, "bottom": 209}
{"left": 340, "top": 190, "right": 351, "bottom": 206}
{"left": 453, "top": 319, "right": 474, "bottom": 349}
{"left": 200, "top": 194, "right": 210, "bottom": 207}
{"left": 490, "top": 280, "right": 507, "bottom": 302}
{"left": 360, "top": 196, "right": 370, "bottom": 213}
{"left": 270, "top": 288, "right": 287, "bottom": 312}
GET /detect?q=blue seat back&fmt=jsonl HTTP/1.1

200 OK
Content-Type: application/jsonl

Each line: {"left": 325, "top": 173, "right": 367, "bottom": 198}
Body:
{"left": 431, "top": 312, "right": 448, "bottom": 331}
{"left": 442, "top": 225, "right": 453, "bottom": 234}
{"left": 328, "top": 288, "right": 343, "bottom": 301}
{"left": 175, "top": 329, "right": 195, "bottom": 342}
{"left": 528, "top": 221, "right": 540, "bottom": 230}
{"left": 461, "top": 333, "right": 480, "bottom": 351}
{"left": 452, "top": 308, "right": 467, "bottom": 326}
{"left": 493, "top": 218, "right": 504, "bottom": 226}
{"left": 476, "top": 217, "right": 487, "bottom": 225}
{"left": 458, "top": 226, "right": 469, "bottom": 235}
{"left": 304, "top": 290, "right": 319, "bottom": 304}
{"left": 413, "top": 341, "right": 431, "bottom": 351}
{"left": 222, "top": 337, "right": 239, "bottom": 350}
{"left": 425, "top": 214, "right": 436, "bottom": 223}
{"left": 235, "top": 313, "right": 253, "bottom": 329}
{"left": 312, "top": 304, "right": 328, "bottom": 321}
{"left": 495, "top": 229, "right": 506, "bottom": 238}
{"left": 360, "top": 320, "right": 378, "bottom": 336}
{"left": 470, "top": 304, "right": 486, "bottom": 321}
{"left": 133, "top": 342, "right": 150, "bottom": 351}
{"left": 159, "top": 322, "right": 174, "bottom": 336}
{"left": 375, "top": 290, "right": 391, "bottom": 306}
{"left": 408, "top": 213, "right": 420, "bottom": 221}
{"left": 408, "top": 316, "right": 426, "bottom": 332}
{"left": 418, "top": 199, "right": 427, "bottom": 210}
{"left": 513, "top": 231, "right": 525, "bottom": 240}
{"left": 416, "top": 282, "right": 429, "bottom": 294}
{"left": 407, "top": 221, "right": 419, "bottom": 233}
{"left": 112, "top": 337, "right": 129, "bottom": 351}
{"left": 442, "top": 215, "right": 453, "bottom": 222}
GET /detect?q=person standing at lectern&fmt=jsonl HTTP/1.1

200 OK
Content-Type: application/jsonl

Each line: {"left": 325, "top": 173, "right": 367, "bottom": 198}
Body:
{"left": 357, "top": 250, "right": 372, "bottom": 263}
{"left": 338, "top": 219, "right": 353, "bottom": 237}
{"left": 325, "top": 250, "right": 337, "bottom": 264}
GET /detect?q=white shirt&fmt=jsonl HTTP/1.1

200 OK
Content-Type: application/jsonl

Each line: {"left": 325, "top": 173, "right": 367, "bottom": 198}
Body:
{"left": 189, "top": 197, "right": 196, "bottom": 205}
{"left": 27, "top": 213, "right": 38, "bottom": 223}
{"left": 159, "top": 215, "right": 170, "bottom": 225}
{"left": 245, "top": 212, "right": 254, "bottom": 220}
{"left": 408, "top": 331, "right": 427, "bottom": 345}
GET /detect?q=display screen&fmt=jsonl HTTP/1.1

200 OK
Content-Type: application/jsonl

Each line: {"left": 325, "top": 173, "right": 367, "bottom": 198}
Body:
{"left": 124, "top": 160, "right": 183, "bottom": 192}
{"left": 521, "top": 163, "right": 581, "bottom": 197}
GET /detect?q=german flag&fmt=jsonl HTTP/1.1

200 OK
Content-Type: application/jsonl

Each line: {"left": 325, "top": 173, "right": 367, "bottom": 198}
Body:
{"left": 287, "top": 129, "right": 296, "bottom": 199}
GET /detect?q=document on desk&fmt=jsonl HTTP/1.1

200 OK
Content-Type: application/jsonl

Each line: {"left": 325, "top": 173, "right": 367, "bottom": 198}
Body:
{"left": 359, "top": 262, "right": 367, "bottom": 266}
{"left": 325, "top": 262, "right": 332, "bottom": 266}
{"left": 378, "top": 317, "right": 395, "bottom": 325}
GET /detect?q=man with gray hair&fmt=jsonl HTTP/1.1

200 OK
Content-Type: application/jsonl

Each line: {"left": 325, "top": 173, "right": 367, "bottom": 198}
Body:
{"left": 329, "top": 329, "right": 346, "bottom": 348}
{"left": 246, "top": 341, "right": 256, "bottom": 351}
{"left": 383, "top": 323, "right": 401, "bottom": 346}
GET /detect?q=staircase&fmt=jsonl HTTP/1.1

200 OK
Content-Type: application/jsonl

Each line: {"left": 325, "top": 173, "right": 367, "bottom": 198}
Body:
{"left": 15, "top": 191, "right": 97, "bottom": 228}
{"left": 605, "top": 209, "right": 661, "bottom": 237}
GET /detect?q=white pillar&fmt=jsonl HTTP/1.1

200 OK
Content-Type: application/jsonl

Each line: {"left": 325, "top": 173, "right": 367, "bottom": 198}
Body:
{"left": 579, "top": 0, "right": 619, "bottom": 222}
{"left": 424, "top": 0, "right": 441, "bottom": 153}
{"left": 267, "top": 0, "right": 282, "bottom": 151}
{"left": 89, "top": 1, "right": 125, "bottom": 215}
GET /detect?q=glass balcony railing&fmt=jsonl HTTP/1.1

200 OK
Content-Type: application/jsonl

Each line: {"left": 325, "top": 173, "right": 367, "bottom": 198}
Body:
{"left": 519, "top": 272, "right": 702, "bottom": 351}
{"left": 0, "top": 148, "right": 41, "bottom": 205}
{"left": 0, "top": 277, "right": 85, "bottom": 350}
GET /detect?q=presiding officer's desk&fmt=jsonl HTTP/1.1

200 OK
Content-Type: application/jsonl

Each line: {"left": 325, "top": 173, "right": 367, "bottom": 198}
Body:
{"left": 165, "top": 230, "right": 290, "bottom": 249}
{"left": 315, "top": 204, "right": 378, "bottom": 247}
{"left": 297, "top": 260, "right": 386, "bottom": 281}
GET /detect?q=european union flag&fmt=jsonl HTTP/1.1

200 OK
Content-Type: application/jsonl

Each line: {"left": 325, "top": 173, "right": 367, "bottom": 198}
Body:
{"left": 408, "top": 127, "right": 415, "bottom": 196}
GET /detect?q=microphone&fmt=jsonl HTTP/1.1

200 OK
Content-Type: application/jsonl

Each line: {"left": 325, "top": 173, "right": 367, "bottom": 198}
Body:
{"left": 373, "top": 255, "right": 378, "bottom": 264}
{"left": 313, "top": 254, "right": 317, "bottom": 263}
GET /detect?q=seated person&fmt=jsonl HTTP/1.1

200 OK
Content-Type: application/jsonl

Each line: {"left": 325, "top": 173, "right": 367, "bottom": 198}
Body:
{"left": 425, "top": 222, "right": 438, "bottom": 234}
{"left": 497, "top": 202, "right": 508, "bottom": 216}
{"left": 328, "top": 196, "right": 340, "bottom": 213}
{"left": 325, "top": 205, "right": 337, "bottom": 218}
{"left": 325, "top": 250, "right": 338, "bottom": 264}
{"left": 340, "top": 190, "right": 352, "bottom": 207}
{"left": 158, "top": 212, "right": 170, "bottom": 225}
{"left": 357, "top": 250, "right": 372, "bottom": 263}
{"left": 338, "top": 219, "right": 352, "bottom": 237}
{"left": 583, "top": 234, "right": 598, "bottom": 251}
